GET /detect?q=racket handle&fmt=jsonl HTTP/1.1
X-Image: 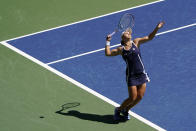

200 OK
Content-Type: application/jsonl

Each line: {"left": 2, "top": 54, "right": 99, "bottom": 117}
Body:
{"left": 109, "top": 30, "right": 117, "bottom": 36}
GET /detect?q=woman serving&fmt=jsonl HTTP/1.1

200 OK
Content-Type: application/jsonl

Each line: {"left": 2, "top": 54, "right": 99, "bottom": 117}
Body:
{"left": 105, "top": 22, "right": 164, "bottom": 121}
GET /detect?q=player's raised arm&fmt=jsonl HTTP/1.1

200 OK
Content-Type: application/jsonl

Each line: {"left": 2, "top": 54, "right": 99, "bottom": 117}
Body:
{"left": 134, "top": 21, "right": 165, "bottom": 47}
{"left": 105, "top": 35, "right": 122, "bottom": 56}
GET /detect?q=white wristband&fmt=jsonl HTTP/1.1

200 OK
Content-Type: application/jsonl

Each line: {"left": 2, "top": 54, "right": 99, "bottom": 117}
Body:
{"left": 106, "top": 41, "right": 110, "bottom": 46}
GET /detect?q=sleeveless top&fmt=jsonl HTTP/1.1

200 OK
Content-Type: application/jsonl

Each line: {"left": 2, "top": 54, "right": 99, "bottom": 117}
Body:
{"left": 121, "top": 41, "right": 146, "bottom": 77}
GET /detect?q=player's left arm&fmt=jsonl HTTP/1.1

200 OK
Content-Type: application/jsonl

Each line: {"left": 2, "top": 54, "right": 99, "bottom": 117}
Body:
{"left": 134, "top": 21, "right": 165, "bottom": 48}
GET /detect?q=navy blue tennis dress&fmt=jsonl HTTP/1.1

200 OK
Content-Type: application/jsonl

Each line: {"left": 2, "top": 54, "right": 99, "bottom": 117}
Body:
{"left": 122, "top": 41, "right": 150, "bottom": 86}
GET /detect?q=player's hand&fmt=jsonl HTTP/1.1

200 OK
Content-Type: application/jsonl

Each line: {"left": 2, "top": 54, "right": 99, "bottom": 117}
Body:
{"left": 157, "top": 21, "right": 165, "bottom": 29}
{"left": 106, "top": 35, "right": 112, "bottom": 41}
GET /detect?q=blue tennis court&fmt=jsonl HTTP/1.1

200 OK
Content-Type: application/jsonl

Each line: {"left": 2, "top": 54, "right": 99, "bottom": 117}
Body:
{"left": 3, "top": 0, "right": 196, "bottom": 130}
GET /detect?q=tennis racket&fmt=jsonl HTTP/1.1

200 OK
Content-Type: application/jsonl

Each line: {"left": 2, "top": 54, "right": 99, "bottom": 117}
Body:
{"left": 110, "top": 13, "right": 134, "bottom": 36}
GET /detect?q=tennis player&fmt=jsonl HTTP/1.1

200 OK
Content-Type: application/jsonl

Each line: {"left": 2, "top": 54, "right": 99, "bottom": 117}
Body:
{"left": 105, "top": 22, "right": 164, "bottom": 120}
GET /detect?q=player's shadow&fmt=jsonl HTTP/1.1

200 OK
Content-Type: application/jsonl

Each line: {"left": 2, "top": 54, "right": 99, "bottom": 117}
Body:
{"left": 55, "top": 110, "right": 127, "bottom": 124}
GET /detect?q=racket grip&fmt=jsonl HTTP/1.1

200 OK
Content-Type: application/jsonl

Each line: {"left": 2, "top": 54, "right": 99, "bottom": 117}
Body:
{"left": 109, "top": 31, "right": 116, "bottom": 36}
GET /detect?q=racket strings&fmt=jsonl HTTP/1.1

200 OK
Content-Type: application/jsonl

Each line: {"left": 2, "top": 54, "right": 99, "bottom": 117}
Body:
{"left": 109, "top": 13, "right": 134, "bottom": 36}
{"left": 118, "top": 14, "right": 134, "bottom": 31}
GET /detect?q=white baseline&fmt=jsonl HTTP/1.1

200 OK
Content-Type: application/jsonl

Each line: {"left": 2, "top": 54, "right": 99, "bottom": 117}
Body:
{"left": 1, "top": 41, "right": 166, "bottom": 131}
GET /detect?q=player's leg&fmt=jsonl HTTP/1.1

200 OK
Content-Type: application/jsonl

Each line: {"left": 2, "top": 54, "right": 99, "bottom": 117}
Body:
{"left": 126, "top": 83, "right": 147, "bottom": 111}
{"left": 120, "top": 83, "right": 146, "bottom": 120}
{"left": 114, "top": 86, "right": 137, "bottom": 120}
{"left": 119, "top": 85, "right": 138, "bottom": 110}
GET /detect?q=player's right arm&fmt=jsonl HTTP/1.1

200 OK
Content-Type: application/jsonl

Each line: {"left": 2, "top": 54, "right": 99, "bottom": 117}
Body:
{"left": 105, "top": 35, "right": 122, "bottom": 56}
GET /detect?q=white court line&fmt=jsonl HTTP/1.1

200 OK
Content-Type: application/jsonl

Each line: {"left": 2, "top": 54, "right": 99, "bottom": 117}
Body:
{"left": 156, "top": 23, "right": 196, "bottom": 36}
{"left": 47, "top": 23, "right": 196, "bottom": 65}
{"left": 1, "top": 41, "right": 166, "bottom": 131}
{"left": 47, "top": 44, "right": 121, "bottom": 65}
{"left": 0, "top": 0, "right": 164, "bottom": 43}
{"left": 0, "top": 1, "right": 166, "bottom": 130}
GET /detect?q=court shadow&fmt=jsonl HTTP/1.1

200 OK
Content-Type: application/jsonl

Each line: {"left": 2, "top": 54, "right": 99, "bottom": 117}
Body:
{"left": 55, "top": 110, "right": 127, "bottom": 124}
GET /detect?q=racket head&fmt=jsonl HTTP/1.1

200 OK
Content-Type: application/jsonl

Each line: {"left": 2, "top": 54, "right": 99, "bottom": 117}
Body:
{"left": 117, "top": 13, "right": 134, "bottom": 32}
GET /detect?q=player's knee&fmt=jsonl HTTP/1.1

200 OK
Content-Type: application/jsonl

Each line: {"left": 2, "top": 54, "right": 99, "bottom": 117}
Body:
{"left": 128, "top": 94, "right": 137, "bottom": 102}
{"left": 137, "top": 93, "right": 144, "bottom": 100}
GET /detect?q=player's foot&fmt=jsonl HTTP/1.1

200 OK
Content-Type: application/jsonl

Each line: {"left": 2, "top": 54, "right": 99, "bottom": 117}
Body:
{"left": 114, "top": 107, "right": 121, "bottom": 121}
{"left": 121, "top": 109, "right": 130, "bottom": 120}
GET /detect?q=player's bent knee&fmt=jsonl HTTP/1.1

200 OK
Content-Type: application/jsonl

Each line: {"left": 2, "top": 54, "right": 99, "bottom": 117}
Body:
{"left": 128, "top": 95, "right": 137, "bottom": 102}
{"left": 137, "top": 93, "right": 144, "bottom": 100}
